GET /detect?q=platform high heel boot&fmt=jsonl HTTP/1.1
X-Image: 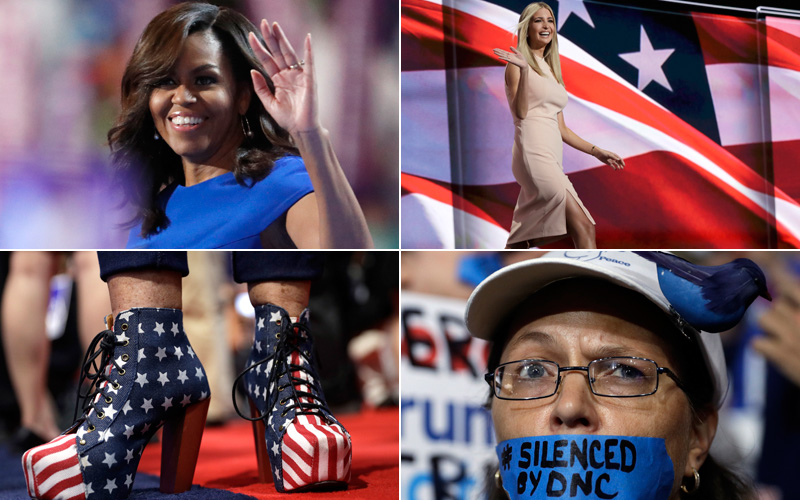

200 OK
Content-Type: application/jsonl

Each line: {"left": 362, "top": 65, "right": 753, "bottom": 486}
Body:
{"left": 22, "top": 308, "right": 210, "bottom": 500}
{"left": 235, "top": 304, "right": 351, "bottom": 492}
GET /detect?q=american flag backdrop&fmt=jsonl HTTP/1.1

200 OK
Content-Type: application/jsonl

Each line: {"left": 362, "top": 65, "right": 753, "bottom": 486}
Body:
{"left": 401, "top": 0, "right": 800, "bottom": 248}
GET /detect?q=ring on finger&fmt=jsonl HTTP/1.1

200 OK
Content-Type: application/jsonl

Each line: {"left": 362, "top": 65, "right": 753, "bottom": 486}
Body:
{"left": 288, "top": 60, "right": 305, "bottom": 70}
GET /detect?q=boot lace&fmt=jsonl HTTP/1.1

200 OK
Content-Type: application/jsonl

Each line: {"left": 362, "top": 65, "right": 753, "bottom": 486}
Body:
{"left": 73, "top": 328, "right": 126, "bottom": 423}
{"left": 233, "top": 320, "right": 329, "bottom": 423}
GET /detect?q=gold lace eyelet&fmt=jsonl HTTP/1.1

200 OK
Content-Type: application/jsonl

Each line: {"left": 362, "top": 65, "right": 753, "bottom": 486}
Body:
{"left": 123, "top": 340, "right": 129, "bottom": 346}
{"left": 121, "top": 354, "right": 129, "bottom": 361}
{"left": 276, "top": 319, "right": 281, "bottom": 326}
{"left": 279, "top": 398, "right": 288, "bottom": 406}
{"left": 121, "top": 324, "right": 128, "bottom": 331}
{"left": 282, "top": 410, "right": 289, "bottom": 417}
{"left": 105, "top": 397, "right": 113, "bottom": 403}
{"left": 113, "top": 382, "right": 121, "bottom": 390}
{"left": 88, "top": 425, "right": 95, "bottom": 432}
{"left": 97, "top": 412, "right": 105, "bottom": 419}
{"left": 118, "top": 369, "right": 126, "bottom": 375}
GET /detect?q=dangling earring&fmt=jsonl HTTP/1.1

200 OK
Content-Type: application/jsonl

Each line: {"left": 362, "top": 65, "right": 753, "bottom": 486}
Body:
{"left": 154, "top": 131, "right": 160, "bottom": 141}
{"left": 241, "top": 115, "right": 254, "bottom": 139}
{"left": 494, "top": 470, "right": 502, "bottom": 489}
{"left": 680, "top": 467, "right": 700, "bottom": 494}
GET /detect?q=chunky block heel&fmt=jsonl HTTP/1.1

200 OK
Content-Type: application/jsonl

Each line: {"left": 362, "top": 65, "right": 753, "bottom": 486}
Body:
{"left": 248, "top": 398, "right": 271, "bottom": 483}
{"left": 160, "top": 396, "right": 211, "bottom": 493}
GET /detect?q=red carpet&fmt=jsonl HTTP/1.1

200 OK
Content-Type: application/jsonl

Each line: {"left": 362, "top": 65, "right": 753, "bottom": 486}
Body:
{"left": 137, "top": 407, "right": 398, "bottom": 499}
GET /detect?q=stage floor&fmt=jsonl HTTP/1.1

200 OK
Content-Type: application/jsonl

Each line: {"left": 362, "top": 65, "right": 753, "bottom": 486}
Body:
{"left": 2, "top": 407, "right": 398, "bottom": 499}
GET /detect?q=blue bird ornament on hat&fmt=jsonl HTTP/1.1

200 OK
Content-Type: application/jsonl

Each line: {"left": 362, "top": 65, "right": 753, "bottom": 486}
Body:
{"left": 634, "top": 251, "right": 772, "bottom": 332}
{"left": 465, "top": 250, "right": 771, "bottom": 408}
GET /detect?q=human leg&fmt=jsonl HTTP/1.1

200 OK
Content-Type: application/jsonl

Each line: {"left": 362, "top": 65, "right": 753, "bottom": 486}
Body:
{"left": 233, "top": 251, "right": 351, "bottom": 492}
{"left": 106, "top": 269, "right": 182, "bottom": 314}
{"left": 2, "top": 252, "right": 60, "bottom": 444}
{"left": 505, "top": 240, "right": 531, "bottom": 249}
{"left": 565, "top": 193, "right": 597, "bottom": 249}
{"left": 23, "top": 251, "right": 209, "bottom": 500}
{"left": 71, "top": 252, "right": 112, "bottom": 351}
{"left": 232, "top": 250, "right": 321, "bottom": 318}
{"left": 247, "top": 281, "right": 311, "bottom": 318}
{"left": 182, "top": 251, "right": 235, "bottom": 423}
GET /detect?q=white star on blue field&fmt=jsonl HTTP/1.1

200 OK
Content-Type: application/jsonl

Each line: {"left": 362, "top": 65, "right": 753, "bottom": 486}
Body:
{"left": 495, "top": 0, "right": 722, "bottom": 144}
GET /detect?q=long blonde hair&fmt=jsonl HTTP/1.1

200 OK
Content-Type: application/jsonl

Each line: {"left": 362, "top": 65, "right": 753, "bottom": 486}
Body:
{"left": 516, "top": 2, "right": 564, "bottom": 86}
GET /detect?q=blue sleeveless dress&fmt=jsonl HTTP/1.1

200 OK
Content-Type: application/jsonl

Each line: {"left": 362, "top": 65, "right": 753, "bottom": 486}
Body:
{"left": 126, "top": 156, "right": 313, "bottom": 249}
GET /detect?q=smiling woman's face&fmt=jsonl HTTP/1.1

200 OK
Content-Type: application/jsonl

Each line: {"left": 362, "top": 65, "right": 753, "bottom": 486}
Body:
{"left": 149, "top": 30, "right": 249, "bottom": 166}
{"left": 490, "top": 280, "right": 717, "bottom": 499}
{"left": 528, "top": 7, "right": 555, "bottom": 49}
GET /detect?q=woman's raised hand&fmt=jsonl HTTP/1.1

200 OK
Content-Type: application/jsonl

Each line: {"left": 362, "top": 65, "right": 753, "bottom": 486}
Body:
{"left": 493, "top": 46, "right": 527, "bottom": 68}
{"left": 593, "top": 147, "right": 625, "bottom": 170}
{"left": 248, "top": 19, "right": 318, "bottom": 135}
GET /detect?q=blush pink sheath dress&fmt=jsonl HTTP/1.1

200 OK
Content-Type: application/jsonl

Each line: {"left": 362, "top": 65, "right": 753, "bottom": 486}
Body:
{"left": 505, "top": 56, "right": 595, "bottom": 247}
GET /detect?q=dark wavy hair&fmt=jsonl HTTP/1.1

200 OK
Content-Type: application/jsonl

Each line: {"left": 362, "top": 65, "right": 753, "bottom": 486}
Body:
{"left": 482, "top": 278, "right": 756, "bottom": 500}
{"left": 108, "top": 2, "right": 298, "bottom": 237}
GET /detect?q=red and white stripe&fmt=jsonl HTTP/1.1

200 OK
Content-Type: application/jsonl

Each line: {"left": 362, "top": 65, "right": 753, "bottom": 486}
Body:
{"left": 401, "top": 0, "right": 800, "bottom": 248}
{"left": 694, "top": 11, "right": 800, "bottom": 225}
{"left": 279, "top": 349, "right": 352, "bottom": 490}
{"left": 22, "top": 434, "right": 86, "bottom": 500}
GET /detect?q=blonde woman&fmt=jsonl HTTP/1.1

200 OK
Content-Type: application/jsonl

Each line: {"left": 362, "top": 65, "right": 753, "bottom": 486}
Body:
{"left": 493, "top": 2, "right": 624, "bottom": 249}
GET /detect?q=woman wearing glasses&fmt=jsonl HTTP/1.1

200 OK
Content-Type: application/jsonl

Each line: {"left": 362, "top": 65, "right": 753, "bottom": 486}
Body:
{"left": 466, "top": 251, "right": 767, "bottom": 500}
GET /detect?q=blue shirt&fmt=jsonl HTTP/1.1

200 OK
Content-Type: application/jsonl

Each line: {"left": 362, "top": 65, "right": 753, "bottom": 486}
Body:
{"left": 126, "top": 155, "right": 313, "bottom": 248}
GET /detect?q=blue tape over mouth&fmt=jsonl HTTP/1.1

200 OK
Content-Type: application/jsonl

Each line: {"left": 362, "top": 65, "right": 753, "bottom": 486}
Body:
{"left": 496, "top": 435, "right": 674, "bottom": 500}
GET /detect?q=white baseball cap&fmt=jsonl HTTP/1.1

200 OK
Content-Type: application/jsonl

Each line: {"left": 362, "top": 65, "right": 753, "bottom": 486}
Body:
{"left": 465, "top": 251, "right": 729, "bottom": 407}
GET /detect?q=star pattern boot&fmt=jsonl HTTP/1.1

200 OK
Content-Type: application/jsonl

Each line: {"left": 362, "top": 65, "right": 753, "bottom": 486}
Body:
{"left": 237, "top": 304, "right": 351, "bottom": 492}
{"left": 22, "top": 308, "right": 210, "bottom": 500}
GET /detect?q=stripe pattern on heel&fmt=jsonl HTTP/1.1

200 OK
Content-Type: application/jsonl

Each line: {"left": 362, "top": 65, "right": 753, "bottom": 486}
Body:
{"left": 242, "top": 305, "right": 352, "bottom": 493}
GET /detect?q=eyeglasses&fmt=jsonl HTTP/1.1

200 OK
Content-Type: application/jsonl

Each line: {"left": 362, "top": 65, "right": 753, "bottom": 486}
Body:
{"left": 485, "top": 356, "right": 687, "bottom": 400}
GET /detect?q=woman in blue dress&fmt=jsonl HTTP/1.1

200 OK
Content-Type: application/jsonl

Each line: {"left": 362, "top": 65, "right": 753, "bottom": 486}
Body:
{"left": 108, "top": 3, "right": 372, "bottom": 249}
